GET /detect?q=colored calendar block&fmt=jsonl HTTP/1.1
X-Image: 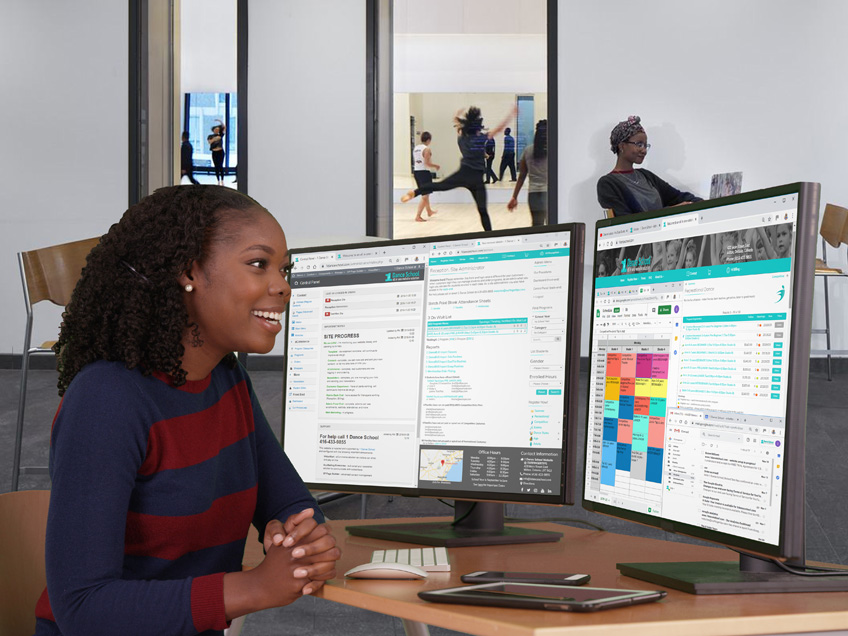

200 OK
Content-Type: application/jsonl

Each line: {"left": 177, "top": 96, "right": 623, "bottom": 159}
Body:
{"left": 606, "top": 352, "right": 621, "bottom": 377}
{"left": 620, "top": 353, "right": 637, "bottom": 377}
{"left": 646, "top": 447, "right": 664, "bottom": 483}
{"left": 648, "top": 417, "right": 665, "bottom": 447}
{"left": 605, "top": 376, "right": 620, "bottom": 401}
{"left": 617, "top": 419, "right": 633, "bottom": 444}
{"left": 634, "top": 396, "right": 651, "bottom": 416}
{"left": 619, "top": 376, "right": 636, "bottom": 396}
{"left": 618, "top": 395, "right": 635, "bottom": 420}
{"left": 636, "top": 354, "right": 653, "bottom": 378}
{"left": 651, "top": 354, "right": 669, "bottom": 379}
{"left": 632, "top": 420, "right": 648, "bottom": 452}
{"left": 616, "top": 442, "right": 632, "bottom": 471}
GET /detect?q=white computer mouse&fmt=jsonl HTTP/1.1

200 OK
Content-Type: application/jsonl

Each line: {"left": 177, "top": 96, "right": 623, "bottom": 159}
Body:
{"left": 344, "top": 561, "right": 429, "bottom": 580}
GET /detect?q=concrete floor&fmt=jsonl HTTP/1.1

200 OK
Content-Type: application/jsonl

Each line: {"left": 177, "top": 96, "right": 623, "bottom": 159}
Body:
{"left": 3, "top": 365, "right": 848, "bottom": 635}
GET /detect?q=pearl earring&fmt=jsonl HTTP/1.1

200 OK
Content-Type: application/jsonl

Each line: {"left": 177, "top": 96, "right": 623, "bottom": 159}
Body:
{"left": 184, "top": 284, "right": 193, "bottom": 292}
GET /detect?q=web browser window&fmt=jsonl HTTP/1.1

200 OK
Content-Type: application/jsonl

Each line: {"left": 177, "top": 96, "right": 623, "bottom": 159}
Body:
{"left": 285, "top": 230, "right": 573, "bottom": 498}
{"left": 584, "top": 194, "right": 798, "bottom": 546}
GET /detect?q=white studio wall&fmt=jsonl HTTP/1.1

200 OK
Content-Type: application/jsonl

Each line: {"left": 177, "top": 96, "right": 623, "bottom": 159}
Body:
{"left": 558, "top": 0, "right": 848, "bottom": 356}
{"left": 247, "top": 0, "right": 367, "bottom": 244}
{"left": 394, "top": 34, "right": 546, "bottom": 94}
{"left": 0, "top": 1, "right": 128, "bottom": 355}
{"left": 248, "top": 0, "right": 368, "bottom": 355}
{"left": 181, "top": 0, "right": 238, "bottom": 94}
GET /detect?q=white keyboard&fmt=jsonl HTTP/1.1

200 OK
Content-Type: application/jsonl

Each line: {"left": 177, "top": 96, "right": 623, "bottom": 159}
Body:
{"left": 369, "top": 547, "right": 451, "bottom": 572}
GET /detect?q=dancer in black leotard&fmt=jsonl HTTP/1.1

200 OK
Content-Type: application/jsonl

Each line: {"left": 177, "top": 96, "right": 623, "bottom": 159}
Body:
{"left": 208, "top": 120, "right": 226, "bottom": 185}
{"left": 401, "top": 105, "right": 515, "bottom": 232}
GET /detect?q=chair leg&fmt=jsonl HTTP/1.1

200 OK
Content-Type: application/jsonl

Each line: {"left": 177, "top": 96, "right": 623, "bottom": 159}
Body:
{"left": 12, "top": 347, "right": 32, "bottom": 492}
{"left": 823, "top": 276, "right": 833, "bottom": 381}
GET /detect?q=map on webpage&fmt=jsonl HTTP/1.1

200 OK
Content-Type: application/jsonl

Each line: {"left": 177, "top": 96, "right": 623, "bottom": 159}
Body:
{"left": 419, "top": 450, "right": 464, "bottom": 482}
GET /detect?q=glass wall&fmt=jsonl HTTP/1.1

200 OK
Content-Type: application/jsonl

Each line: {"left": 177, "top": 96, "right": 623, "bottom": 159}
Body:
{"left": 183, "top": 92, "right": 238, "bottom": 181}
{"left": 392, "top": 0, "right": 550, "bottom": 238}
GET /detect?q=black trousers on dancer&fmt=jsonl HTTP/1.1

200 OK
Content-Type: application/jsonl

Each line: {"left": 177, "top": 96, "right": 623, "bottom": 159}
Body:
{"left": 182, "top": 166, "right": 200, "bottom": 185}
{"left": 528, "top": 191, "right": 548, "bottom": 226}
{"left": 212, "top": 150, "right": 225, "bottom": 181}
{"left": 415, "top": 165, "right": 491, "bottom": 231}
{"left": 499, "top": 152, "right": 516, "bottom": 181}
{"left": 484, "top": 156, "right": 498, "bottom": 183}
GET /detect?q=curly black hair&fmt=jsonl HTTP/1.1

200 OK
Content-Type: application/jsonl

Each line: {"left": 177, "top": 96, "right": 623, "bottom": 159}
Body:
{"left": 457, "top": 106, "right": 483, "bottom": 137}
{"left": 54, "top": 185, "right": 264, "bottom": 395}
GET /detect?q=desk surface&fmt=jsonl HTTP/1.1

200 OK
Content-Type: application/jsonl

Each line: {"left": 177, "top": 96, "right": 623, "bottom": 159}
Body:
{"left": 246, "top": 517, "right": 848, "bottom": 636}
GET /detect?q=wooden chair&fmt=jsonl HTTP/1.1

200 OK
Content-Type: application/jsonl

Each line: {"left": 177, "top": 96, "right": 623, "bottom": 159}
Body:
{"left": 0, "top": 489, "right": 247, "bottom": 636}
{"left": 813, "top": 204, "right": 848, "bottom": 380}
{"left": 12, "top": 237, "right": 100, "bottom": 491}
{"left": 0, "top": 490, "right": 50, "bottom": 636}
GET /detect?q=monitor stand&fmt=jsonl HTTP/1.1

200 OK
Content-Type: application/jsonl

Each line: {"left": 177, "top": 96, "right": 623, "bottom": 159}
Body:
{"left": 618, "top": 553, "right": 848, "bottom": 594}
{"left": 346, "top": 501, "right": 562, "bottom": 548}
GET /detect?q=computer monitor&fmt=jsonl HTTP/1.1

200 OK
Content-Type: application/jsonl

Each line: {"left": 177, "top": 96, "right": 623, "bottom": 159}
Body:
{"left": 282, "top": 224, "right": 584, "bottom": 547}
{"left": 584, "top": 182, "right": 848, "bottom": 593}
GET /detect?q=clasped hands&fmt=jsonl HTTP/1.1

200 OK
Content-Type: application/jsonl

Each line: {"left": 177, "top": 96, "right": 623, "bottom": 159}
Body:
{"left": 256, "top": 508, "right": 341, "bottom": 604}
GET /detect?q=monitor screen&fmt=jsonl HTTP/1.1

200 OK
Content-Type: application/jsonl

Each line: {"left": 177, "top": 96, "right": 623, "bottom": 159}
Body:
{"left": 583, "top": 183, "right": 828, "bottom": 593}
{"left": 282, "top": 224, "right": 584, "bottom": 546}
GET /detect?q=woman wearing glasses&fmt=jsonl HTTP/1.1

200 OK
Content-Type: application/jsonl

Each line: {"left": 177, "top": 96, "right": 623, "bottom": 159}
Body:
{"left": 597, "top": 115, "right": 701, "bottom": 216}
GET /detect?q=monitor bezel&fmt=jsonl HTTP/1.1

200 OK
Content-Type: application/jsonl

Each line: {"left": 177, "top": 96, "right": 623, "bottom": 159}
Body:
{"left": 582, "top": 182, "right": 819, "bottom": 561}
{"left": 281, "top": 222, "right": 585, "bottom": 507}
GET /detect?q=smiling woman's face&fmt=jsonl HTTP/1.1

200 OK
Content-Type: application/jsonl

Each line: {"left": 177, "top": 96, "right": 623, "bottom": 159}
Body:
{"left": 181, "top": 207, "right": 291, "bottom": 364}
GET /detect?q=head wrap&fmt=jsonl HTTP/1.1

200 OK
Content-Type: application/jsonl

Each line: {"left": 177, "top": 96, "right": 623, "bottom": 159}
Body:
{"left": 610, "top": 115, "right": 645, "bottom": 154}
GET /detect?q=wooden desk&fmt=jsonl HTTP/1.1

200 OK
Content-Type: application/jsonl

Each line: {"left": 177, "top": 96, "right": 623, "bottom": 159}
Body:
{"left": 245, "top": 517, "right": 848, "bottom": 635}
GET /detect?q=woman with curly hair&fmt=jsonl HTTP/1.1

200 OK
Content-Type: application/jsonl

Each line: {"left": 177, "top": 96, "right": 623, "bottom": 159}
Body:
{"left": 36, "top": 185, "right": 340, "bottom": 636}
{"left": 401, "top": 104, "right": 516, "bottom": 231}
{"left": 597, "top": 115, "right": 701, "bottom": 216}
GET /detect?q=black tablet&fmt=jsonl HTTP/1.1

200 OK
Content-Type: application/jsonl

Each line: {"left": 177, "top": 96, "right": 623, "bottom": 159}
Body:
{"left": 418, "top": 583, "right": 666, "bottom": 612}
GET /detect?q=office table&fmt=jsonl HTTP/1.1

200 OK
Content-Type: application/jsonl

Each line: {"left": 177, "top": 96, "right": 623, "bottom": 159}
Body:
{"left": 244, "top": 517, "right": 848, "bottom": 636}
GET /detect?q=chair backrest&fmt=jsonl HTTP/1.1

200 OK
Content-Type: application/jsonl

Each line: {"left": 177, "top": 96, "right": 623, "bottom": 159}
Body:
{"left": 819, "top": 203, "right": 848, "bottom": 249}
{"left": 20, "top": 237, "right": 100, "bottom": 307}
{"left": 0, "top": 490, "right": 50, "bottom": 636}
{"left": 604, "top": 208, "right": 615, "bottom": 219}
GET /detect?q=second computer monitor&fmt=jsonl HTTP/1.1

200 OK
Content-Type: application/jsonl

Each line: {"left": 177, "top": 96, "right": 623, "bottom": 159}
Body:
{"left": 282, "top": 224, "right": 584, "bottom": 546}
{"left": 582, "top": 183, "right": 841, "bottom": 593}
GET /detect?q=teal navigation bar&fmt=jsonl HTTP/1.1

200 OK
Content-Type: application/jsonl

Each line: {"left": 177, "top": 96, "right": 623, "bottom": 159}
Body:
{"left": 595, "top": 257, "right": 791, "bottom": 288}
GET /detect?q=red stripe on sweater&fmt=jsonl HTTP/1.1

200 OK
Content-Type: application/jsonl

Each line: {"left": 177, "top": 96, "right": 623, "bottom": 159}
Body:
{"left": 35, "top": 586, "right": 55, "bottom": 622}
{"left": 140, "top": 381, "right": 254, "bottom": 475}
{"left": 191, "top": 572, "right": 228, "bottom": 633}
{"left": 125, "top": 486, "right": 257, "bottom": 560}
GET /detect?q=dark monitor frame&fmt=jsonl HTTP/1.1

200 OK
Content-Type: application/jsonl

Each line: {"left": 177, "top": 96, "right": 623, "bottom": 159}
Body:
{"left": 581, "top": 183, "right": 848, "bottom": 593}
{"left": 282, "top": 223, "right": 584, "bottom": 545}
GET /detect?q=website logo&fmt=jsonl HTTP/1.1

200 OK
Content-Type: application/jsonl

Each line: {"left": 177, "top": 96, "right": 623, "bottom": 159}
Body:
{"left": 777, "top": 285, "right": 785, "bottom": 302}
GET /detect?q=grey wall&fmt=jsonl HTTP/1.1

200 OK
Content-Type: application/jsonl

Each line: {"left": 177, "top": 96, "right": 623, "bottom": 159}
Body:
{"left": 1, "top": 0, "right": 128, "bottom": 355}
{"left": 558, "top": 0, "right": 848, "bottom": 355}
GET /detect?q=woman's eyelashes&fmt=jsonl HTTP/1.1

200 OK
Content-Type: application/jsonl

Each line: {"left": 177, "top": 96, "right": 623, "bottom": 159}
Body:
{"left": 248, "top": 259, "right": 292, "bottom": 276}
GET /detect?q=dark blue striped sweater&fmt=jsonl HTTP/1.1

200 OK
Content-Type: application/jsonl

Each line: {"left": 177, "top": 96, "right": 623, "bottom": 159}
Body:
{"left": 36, "top": 360, "right": 321, "bottom": 636}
